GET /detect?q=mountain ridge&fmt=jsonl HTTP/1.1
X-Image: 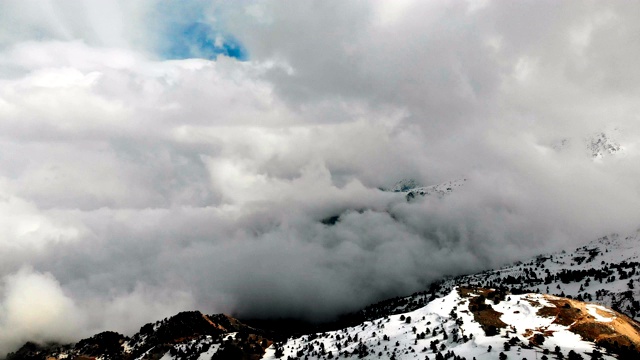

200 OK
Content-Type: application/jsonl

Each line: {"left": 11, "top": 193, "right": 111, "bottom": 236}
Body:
{"left": 8, "top": 288, "right": 640, "bottom": 360}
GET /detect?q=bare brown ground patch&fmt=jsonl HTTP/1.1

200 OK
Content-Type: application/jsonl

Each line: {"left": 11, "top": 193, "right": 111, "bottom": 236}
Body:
{"left": 524, "top": 298, "right": 541, "bottom": 308}
{"left": 524, "top": 328, "right": 555, "bottom": 338}
{"left": 458, "top": 287, "right": 507, "bottom": 336}
{"left": 595, "top": 307, "right": 613, "bottom": 318}
{"left": 536, "top": 298, "right": 582, "bottom": 326}
{"left": 202, "top": 314, "right": 229, "bottom": 332}
{"left": 539, "top": 295, "right": 640, "bottom": 354}
{"left": 525, "top": 329, "right": 556, "bottom": 346}
{"left": 458, "top": 288, "right": 640, "bottom": 355}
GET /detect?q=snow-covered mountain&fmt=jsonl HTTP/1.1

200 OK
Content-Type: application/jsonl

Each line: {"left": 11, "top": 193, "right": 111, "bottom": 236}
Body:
{"left": 389, "top": 179, "right": 424, "bottom": 193}
{"left": 356, "top": 232, "right": 640, "bottom": 323}
{"left": 404, "top": 179, "right": 466, "bottom": 201}
{"left": 443, "top": 233, "right": 640, "bottom": 318}
{"left": 265, "top": 287, "right": 640, "bottom": 360}
{"left": 11, "top": 287, "right": 638, "bottom": 360}
{"left": 384, "top": 178, "right": 467, "bottom": 202}
{"left": 552, "top": 130, "right": 627, "bottom": 159}
{"left": 6, "top": 228, "right": 640, "bottom": 360}
{"left": 587, "top": 132, "right": 624, "bottom": 159}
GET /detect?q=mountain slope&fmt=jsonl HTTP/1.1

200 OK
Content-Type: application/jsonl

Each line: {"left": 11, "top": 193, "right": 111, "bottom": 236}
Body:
{"left": 264, "top": 287, "right": 639, "bottom": 359}
{"left": 9, "top": 289, "right": 639, "bottom": 360}
{"left": 440, "top": 232, "right": 640, "bottom": 320}
{"left": 5, "top": 311, "right": 271, "bottom": 360}
{"left": 356, "top": 232, "right": 640, "bottom": 324}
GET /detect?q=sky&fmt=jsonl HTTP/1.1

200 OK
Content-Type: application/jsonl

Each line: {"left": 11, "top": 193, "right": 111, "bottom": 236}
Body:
{"left": 2, "top": 0, "right": 640, "bottom": 355}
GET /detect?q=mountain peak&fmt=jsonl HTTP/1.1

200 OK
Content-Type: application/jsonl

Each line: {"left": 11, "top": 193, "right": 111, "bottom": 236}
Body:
{"left": 5, "top": 311, "right": 271, "bottom": 360}
{"left": 587, "top": 132, "right": 624, "bottom": 159}
{"left": 551, "top": 129, "right": 627, "bottom": 159}
{"left": 390, "top": 179, "right": 422, "bottom": 192}
{"left": 264, "top": 287, "right": 640, "bottom": 359}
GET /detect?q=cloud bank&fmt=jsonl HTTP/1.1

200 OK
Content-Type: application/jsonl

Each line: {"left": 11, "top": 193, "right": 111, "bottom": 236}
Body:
{"left": 1, "top": 0, "right": 640, "bottom": 355}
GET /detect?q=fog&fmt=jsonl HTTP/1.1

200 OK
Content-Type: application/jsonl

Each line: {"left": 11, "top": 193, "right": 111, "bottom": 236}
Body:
{"left": 1, "top": 0, "right": 640, "bottom": 355}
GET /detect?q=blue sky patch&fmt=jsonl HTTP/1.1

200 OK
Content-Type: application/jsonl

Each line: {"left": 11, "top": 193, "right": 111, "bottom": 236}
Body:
{"left": 151, "top": 0, "right": 248, "bottom": 61}
{"left": 161, "top": 21, "right": 248, "bottom": 61}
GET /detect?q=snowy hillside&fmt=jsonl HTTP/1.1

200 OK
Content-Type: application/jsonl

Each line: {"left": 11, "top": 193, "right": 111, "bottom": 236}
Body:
{"left": 264, "top": 287, "right": 639, "bottom": 360}
{"left": 356, "top": 232, "right": 640, "bottom": 328}
{"left": 440, "top": 232, "right": 640, "bottom": 320}
{"left": 10, "top": 288, "right": 639, "bottom": 360}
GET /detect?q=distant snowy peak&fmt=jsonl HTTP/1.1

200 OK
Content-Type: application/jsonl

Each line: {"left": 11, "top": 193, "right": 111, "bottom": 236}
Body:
{"left": 551, "top": 130, "right": 626, "bottom": 159}
{"left": 383, "top": 178, "right": 466, "bottom": 202}
{"left": 319, "top": 178, "right": 465, "bottom": 226}
{"left": 264, "top": 287, "right": 640, "bottom": 359}
{"left": 390, "top": 179, "right": 423, "bottom": 192}
{"left": 587, "top": 132, "right": 624, "bottom": 159}
{"left": 405, "top": 178, "right": 467, "bottom": 201}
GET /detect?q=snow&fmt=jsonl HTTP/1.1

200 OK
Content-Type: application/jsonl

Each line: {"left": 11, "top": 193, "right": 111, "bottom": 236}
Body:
{"left": 196, "top": 344, "right": 220, "bottom": 360}
{"left": 134, "top": 346, "right": 156, "bottom": 360}
{"left": 586, "top": 303, "right": 615, "bottom": 323}
{"left": 404, "top": 178, "right": 466, "bottom": 200}
{"left": 425, "top": 230, "right": 640, "bottom": 324}
{"left": 263, "top": 287, "right": 620, "bottom": 360}
{"left": 157, "top": 336, "right": 222, "bottom": 360}
{"left": 492, "top": 294, "right": 555, "bottom": 333}
{"left": 543, "top": 326, "right": 594, "bottom": 353}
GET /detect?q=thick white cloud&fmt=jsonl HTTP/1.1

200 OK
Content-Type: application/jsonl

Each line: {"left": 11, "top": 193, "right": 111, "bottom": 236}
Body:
{"left": 0, "top": 268, "right": 84, "bottom": 355}
{"left": 1, "top": 0, "right": 640, "bottom": 355}
{"left": 0, "top": 267, "right": 194, "bottom": 355}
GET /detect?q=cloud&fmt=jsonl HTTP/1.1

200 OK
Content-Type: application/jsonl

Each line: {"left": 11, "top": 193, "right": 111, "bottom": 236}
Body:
{"left": 0, "top": 267, "right": 194, "bottom": 355}
{"left": 0, "top": 267, "right": 84, "bottom": 355}
{"left": 2, "top": 0, "right": 640, "bottom": 355}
